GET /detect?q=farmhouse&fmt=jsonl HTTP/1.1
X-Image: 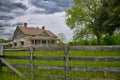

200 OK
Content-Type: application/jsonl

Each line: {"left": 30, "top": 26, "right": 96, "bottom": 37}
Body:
{"left": 4, "top": 23, "right": 58, "bottom": 48}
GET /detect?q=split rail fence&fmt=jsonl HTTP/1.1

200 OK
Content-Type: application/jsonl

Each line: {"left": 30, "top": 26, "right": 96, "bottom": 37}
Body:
{"left": 0, "top": 45, "right": 120, "bottom": 80}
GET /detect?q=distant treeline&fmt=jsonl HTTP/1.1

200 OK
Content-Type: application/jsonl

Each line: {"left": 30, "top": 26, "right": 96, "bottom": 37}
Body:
{"left": 69, "top": 34, "right": 120, "bottom": 45}
{"left": 0, "top": 38, "right": 5, "bottom": 42}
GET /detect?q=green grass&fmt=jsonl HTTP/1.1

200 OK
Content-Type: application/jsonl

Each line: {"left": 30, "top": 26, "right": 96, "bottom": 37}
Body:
{"left": 70, "top": 51, "right": 120, "bottom": 57}
{"left": 0, "top": 50, "right": 120, "bottom": 80}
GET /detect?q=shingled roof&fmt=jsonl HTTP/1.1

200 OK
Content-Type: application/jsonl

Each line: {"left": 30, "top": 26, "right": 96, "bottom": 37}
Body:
{"left": 18, "top": 26, "right": 57, "bottom": 38}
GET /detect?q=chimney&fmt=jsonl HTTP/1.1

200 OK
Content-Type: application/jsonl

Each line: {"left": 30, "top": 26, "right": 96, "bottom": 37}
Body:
{"left": 42, "top": 26, "right": 45, "bottom": 30}
{"left": 24, "top": 22, "right": 27, "bottom": 28}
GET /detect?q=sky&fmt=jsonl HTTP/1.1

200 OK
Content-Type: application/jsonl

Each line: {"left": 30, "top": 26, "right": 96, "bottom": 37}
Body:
{"left": 0, "top": 0, "right": 73, "bottom": 42}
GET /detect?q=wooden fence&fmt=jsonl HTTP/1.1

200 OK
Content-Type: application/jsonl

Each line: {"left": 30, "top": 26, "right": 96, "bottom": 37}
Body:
{"left": 0, "top": 45, "right": 120, "bottom": 80}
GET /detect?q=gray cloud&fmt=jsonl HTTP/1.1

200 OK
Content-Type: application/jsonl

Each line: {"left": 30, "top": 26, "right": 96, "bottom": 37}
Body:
{"left": 0, "top": 22, "right": 10, "bottom": 28}
{"left": 0, "top": 16, "right": 14, "bottom": 20}
{"left": 0, "top": 0, "right": 28, "bottom": 21}
{"left": 0, "top": 21, "right": 14, "bottom": 38}
{"left": 29, "top": 0, "right": 72, "bottom": 14}
{"left": 12, "top": 22, "right": 23, "bottom": 26}
{"left": 0, "top": 27, "right": 5, "bottom": 31}
{"left": 0, "top": 0, "right": 27, "bottom": 12}
{"left": 0, "top": 0, "right": 28, "bottom": 39}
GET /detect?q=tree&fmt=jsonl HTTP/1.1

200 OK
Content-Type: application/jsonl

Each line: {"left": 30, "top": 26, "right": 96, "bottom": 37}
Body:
{"left": 93, "top": 0, "right": 120, "bottom": 45}
{"left": 66, "top": 0, "right": 120, "bottom": 45}
{"left": 0, "top": 38, "right": 5, "bottom": 42}
{"left": 101, "top": 0, "right": 120, "bottom": 35}
{"left": 57, "top": 32, "right": 66, "bottom": 43}
{"left": 66, "top": 0, "right": 103, "bottom": 45}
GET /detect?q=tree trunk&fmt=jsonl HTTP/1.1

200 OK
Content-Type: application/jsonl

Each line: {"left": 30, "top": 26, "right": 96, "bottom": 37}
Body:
{"left": 96, "top": 33, "right": 102, "bottom": 45}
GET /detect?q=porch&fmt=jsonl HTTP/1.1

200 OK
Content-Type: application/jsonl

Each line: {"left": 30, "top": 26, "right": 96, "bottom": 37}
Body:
{"left": 31, "top": 39, "right": 58, "bottom": 47}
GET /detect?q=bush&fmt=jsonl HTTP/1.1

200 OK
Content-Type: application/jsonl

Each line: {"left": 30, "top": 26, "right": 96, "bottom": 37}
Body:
{"left": 69, "top": 39, "right": 97, "bottom": 46}
{"left": 0, "top": 38, "right": 5, "bottom": 42}
{"left": 69, "top": 34, "right": 120, "bottom": 46}
{"left": 103, "top": 34, "right": 120, "bottom": 45}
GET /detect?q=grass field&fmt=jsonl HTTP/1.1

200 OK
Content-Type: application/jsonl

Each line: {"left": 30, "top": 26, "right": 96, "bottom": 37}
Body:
{"left": 0, "top": 50, "right": 120, "bottom": 80}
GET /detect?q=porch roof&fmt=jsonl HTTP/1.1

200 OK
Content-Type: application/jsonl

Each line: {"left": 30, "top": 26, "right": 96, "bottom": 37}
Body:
{"left": 30, "top": 36, "right": 58, "bottom": 40}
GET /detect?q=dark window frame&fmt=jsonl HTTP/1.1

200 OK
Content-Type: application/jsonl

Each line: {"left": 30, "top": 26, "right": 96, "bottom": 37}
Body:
{"left": 21, "top": 41, "right": 24, "bottom": 46}
{"left": 42, "top": 40, "right": 46, "bottom": 44}
{"left": 14, "top": 43, "right": 17, "bottom": 46}
{"left": 31, "top": 40, "right": 34, "bottom": 44}
{"left": 51, "top": 40, "right": 55, "bottom": 44}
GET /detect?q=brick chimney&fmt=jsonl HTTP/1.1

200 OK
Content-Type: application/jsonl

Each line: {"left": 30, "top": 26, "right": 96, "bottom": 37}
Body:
{"left": 24, "top": 22, "right": 27, "bottom": 28}
{"left": 42, "top": 26, "right": 45, "bottom": 30}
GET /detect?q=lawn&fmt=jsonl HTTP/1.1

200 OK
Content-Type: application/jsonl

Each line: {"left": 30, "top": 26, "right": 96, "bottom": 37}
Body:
{"left": 0, "top": 50, "right": 120, "bottom": 80}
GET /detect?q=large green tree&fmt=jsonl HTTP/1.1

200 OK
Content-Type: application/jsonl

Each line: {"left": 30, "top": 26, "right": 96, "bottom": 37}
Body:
{"left": 66, "top": 0, "right": 120, "bottom": 45}
{"left": 66, "top": 0, "right": 103, "bottom": 44}
{"left": 93, "top": 0, "right": 120, "bottom": 44}
{"left": 101, "top": 0, "right": 120, "bottom": 35}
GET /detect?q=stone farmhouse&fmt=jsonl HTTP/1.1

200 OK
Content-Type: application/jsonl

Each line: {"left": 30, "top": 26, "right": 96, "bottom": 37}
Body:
{"left": 4, "top": 23, "right": 58, "bottom": 48}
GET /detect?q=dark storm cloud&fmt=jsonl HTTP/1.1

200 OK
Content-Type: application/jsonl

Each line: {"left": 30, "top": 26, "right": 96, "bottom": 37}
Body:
{"left": 0, "top": 0, "right": 28, "bottom": 38}
{"left": 12, "top": 22, "right": 23, "bottom": 26}
{"left": 13, "top": 2, "right": 28, "bottom": 10}
{"left": 0, "top": 27, "right": 4, "bottom": 30}
{"left": 0, "top": 0, "right": 28, "bottom": 21}
{"left": 0, "top": 22, "right": 10, "bottom": 28}
{"left": 0, "top": 0, "right": 27, "bottom": 13}
{"left": 0, "top": 0, "right": 27, "bottom": 20}
{"left": 29, "top": 0, "right": 73, "bottom": 14}
{"left": 0, "top": 22, "right": 12, "bottom": 38}
{"left": 0, "top": 16, "right": 14, "bottom": 20}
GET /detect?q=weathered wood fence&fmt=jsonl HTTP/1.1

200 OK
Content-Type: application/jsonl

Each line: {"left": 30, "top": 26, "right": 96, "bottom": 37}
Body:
{"left": 0, "top": 45, "right": 120, "bottom": 80}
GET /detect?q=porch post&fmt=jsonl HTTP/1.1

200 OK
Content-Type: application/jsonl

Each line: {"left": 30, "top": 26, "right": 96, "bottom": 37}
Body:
{"left": 46, "top": 40, "right": 48, "bottom": 47}
{"left": 40, "top": 40, "right": 42, "bottom": 47}
{"left": 49, "top": 40, "right": 51, "bottom": 47}
{"left": 36, "top": 40, "right": 37, "bottom": 46}
{"left": 34, "top": 40, "right": 35, "bottom": 46}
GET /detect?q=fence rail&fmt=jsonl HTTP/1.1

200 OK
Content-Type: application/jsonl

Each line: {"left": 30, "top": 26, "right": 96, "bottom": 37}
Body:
{"left": 0, "top": 45, "right": 120, "bottom": 80}
{"left": 1, "top": 56, "right": 120, "bottom": 61}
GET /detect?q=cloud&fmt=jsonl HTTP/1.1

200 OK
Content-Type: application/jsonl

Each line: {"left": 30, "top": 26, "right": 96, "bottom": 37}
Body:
{"left": 29, "top": 0, "right": 72, "bottom": 14}
{"left": 0, "top": 16, "right": 14, "bottom": 20}
{"left": 0, "top": 21, "right": 16, "bottom": 38}
{"left": 0, "top": 21, "right": 10, "bottom": 27}
{"left": 12, "top": 22, "right": 23, "bottom": 26}
{"left": 0, "top": 0, "right": 28, "bottom": 20}
{"left": 0, "top": 0, "right": 28, "bottom": 39}
{"left": 0, "top": 0, "right": 27, "bottom": 12}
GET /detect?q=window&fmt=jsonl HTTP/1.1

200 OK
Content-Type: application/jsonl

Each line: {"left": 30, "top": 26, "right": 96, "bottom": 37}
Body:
{"left": 51, "top": 40, "right": 55, "bottom": 44}
{"left": 14, "top": 43, "right": 17, "bottom": 46}
{"left": 21, "top": 41, "right": 24, "bottom": 46}
{"left": 48, "top": 40, "right": 50, "bottom": 44}
{"left": 31, "top": 40, "right": 34, "bottom": 44}
{"left": 42, "top": 40, "right": 46, "bottom": 44}
{"left": 10, "top": 44, "right": 12, "bottom": 47}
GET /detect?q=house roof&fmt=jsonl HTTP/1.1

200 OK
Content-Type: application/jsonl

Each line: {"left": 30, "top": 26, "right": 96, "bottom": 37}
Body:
{"left": 18, "top": 26, "right": 57, "bottom": 38}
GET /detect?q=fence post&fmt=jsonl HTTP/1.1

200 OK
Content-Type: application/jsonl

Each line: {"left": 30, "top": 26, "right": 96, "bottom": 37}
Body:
{"left": 30, "top": 47, "right": 34, "bottom": 77}
{"left": 0, "top": 45, "right": 3, "bottom": 74}
{"left": 65, "top": 45, "right": 69, "bottom": 80}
